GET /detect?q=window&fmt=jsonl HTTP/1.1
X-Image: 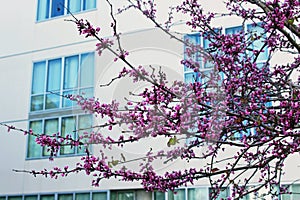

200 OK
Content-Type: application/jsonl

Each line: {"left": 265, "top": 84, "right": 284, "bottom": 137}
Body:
{"left": 168, "top": 189, "right": 186, "bottom": 200}
{"left": 184, "top": 29, "right": 221, "bottom": 85}
{"left": 0, "top": 192, "right": 109, "bottom": 200}
{"left": 281, "top": 184, "right": 300, "bottom": 200}
{"left": 110, "top": 190, "right": 135, "bottom": 200}
{"left": 28, "top": 52, "right": 94, "bottom": 159}
{"left": 75, "top": 193, "right": 90, "bottom": 200}
{"left": 24, "top": 196, "right": 38, "bottom": 200}
{"left": 154, "top": 191, "right": 166, "bottom": 200}
{"left": 27, "top": 114, "right": 92, "bottom": 159}
{"left": 188, "top": 188, "right": 208, "bottom": 200}
{"left": 209, "top": 187, "right": 230, "bottom": 200}
{"left": 184, "top": 24, "right": 269, "bottom": 141}
{"left": 31, "top": 52, "right": 94, "bottom": 112}
{"left": 37, "top": 0, "right": 96, "bottom": 21}
{"left": 92, "top": 192, "right": 108, "bottom": 200}
{"left": 57, "top": 194, "right": 73, "bottom": 200}
{"left": 7, "top": 197, "right": 22, "bottom": 200}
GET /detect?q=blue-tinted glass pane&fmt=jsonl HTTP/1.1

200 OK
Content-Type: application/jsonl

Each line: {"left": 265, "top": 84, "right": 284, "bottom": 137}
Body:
{"left": 64, "top": 55, "right": 79, "bottom": 89}
{"left": 80, "top": 87, "right": 93, "bottom": 98}
{"left": 63, "top": 90, "right": 77, "bottom": 107}
{"left": 40, "top": 195, "right": 55, "bottom": 200}
{"left": 58, "top": 194, "right": 73, "bottom": 200}
{"left": 37, "top": 0, "right": 50, "bottom": 21}
{"left": 92, "top": 192, "right": 107, "bottom": 200}
{"left": 28, "top": 120, "right": 43, "bottom": 158}
{"left": 184, "top": 72, "right": 198, "bottom": 84}
{"left": 43, "top": 119, "right": 59, "bottom": 156}
{"left": 199, "top": 70, "right": 211, "bottom": 84}
{"left": 60, "top": 116, "right": 76, "bottom": 155}
{"left": 154, "top": 192, "right": 165, "bottom": 200}
{"left": 8, "top": 197, "right": 22, "bottom": 200}
{"left": 47, "top": 58, "right": 62, "bottom": 92}
{"left": 32, "top": 62, "right": 46, "bottom": 94}
{"left": 209, "top": 188, "right": 229, "bottom": 200}
{"left": 225, "top": 26, "right": 243, "bottom": 35}
{"left": 75, "top": 193, "right": 90, "bottom": 200}
{"left": 184, "top": 34, "right": 200, "bottom": 67}
{"left": 168, "top": 189, "right": 185, "bottom": 200}
{"left": 188, "top": 188, "right": 208, "bottom": 200}
{"left": 46, "top": 93, "right": 60, "bottom": 109}
{"left": 118, "top": 192, "right": 134, "bottom": 200}
{"left": 51, "top": 0, "right": 65, "bottom": 17}
{"left": 76, "top": 193, "right": 90, "bottom": 200}
{"left": 31, "top": 95, "right": 44, "bottom": 111}
{"left": 247, "top": 24, "right": 268, "bottom": 61}
{"left": 25, "top": 196, "right": 38, "bottom": 200}
{"left": 83, "top": 0, "right": 96, "bottom": 10}
{"left": 78, "top": 115, "right": 92, "bottom": 153}
{"left": 68, "top": 0, "right": 81, "bottom": 13}
{"left": 80, "top": 53, "right": 94, "bottom": 87}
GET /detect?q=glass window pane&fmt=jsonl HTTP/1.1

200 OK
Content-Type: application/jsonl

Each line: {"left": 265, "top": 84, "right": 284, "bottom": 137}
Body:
{"left": 51, "top": 0, "right": 65, "bottom": 17}
{"left": 75, "top": 193, "right": 90, "bottom": 200}
{"left": 292, "top": 184, "right": 300, "bottom": 198}
{"left": 8, "top": 196, "right": 22, "bottom": 200}
{"left": 154, "top": 191, "right": 165, "bottom": 200}
{"left": 43, "top": 118, "right": 59, "bottom": 156}
{"left": 0, "top": 197, "right": 6, "bottom": 200}
{"left": 83, "top": 0, "right": 96, "bottom": 10}
{"left": 64, "top": 55, "right": 79, "bottom": 89}
{"left": 28, "top": 120, "right": 43, "bottom": 158}
{"left": 58, "top": 194, "right": 73, "bottom": 200}
{"left": 188, "top": 188, "right": 208, "bottom": 200}
{"left": 168, "top": 189, "right": 185, "bottom": 200}
{"left": 68, "top": 0, "right": 81, "bottom": 13}
{"left": 209, "top": 188, "right": 229, "bottom": 200}
{"left": 37, "top": 0, "right": 50, "bottom": 21}
{"left": 61, "top": 116, "right": 76, "bottom": 155}
{"left": 32, "top": 61, "right": 46, "bottom": 94}
{"left": 184, "top": 34, "right": 200, "bottom": 67}
{"left": 79, "top": 88, "right": 93, "bottom": 98}
{"left": 247, "top": 24, "right": 268, "bottom": 61}
{"left": 184, "top": 72, "right": 198, "bottom": 84}
{"left": 25, "top": 195, "right": 38, "bottom": 200}
{"left": 92, "top": 192, "right": 107, "bottom": 200}
{"left": 80, "top": 53, "right": 94, "bottom": 87}
{"left": 46, "top": 93, "right": 60, "bottom": 109}
{"left": 225, "top": 26, "right": 243, "bottom": 35}
{"left": 31, "top": 95, "right": 44, "bottom": 111}
{"left": 78, "top": 115, "right": 92, "bottom": 154}
{"left": 47, "top": 58, "right": 62, "bottom": 92}
{"left": 40, "top": 195, "right": 55, "bottom": 200}
{"left": 63, "top": 90, "right": 77, "bottom": 107}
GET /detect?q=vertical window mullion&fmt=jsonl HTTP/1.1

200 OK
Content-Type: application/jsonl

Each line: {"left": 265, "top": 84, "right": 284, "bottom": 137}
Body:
{"left": 49, "top": 0, "right": 53, "bottom": 19}
{"left": 41, "top": 119, "right": 44, "bottom": 157}
{"left": 78, "top": 54, "right": 82, "bottom": 93}
{"left": 44, "top": 60, "right": 49, "bottom": 110}
{"left": 75, "top": 115, "right": 79, "bottom": 154}
{"left": 57, "top": 117, "right": 61, "bottom": 156}
{"left": 60, "top": 57, "right": 64, "bottom": 108}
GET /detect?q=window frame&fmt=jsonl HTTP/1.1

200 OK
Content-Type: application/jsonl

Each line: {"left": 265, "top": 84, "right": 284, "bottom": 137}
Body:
{"left": 30, "top": 52, "right": 94, "bottom": 114}
{"left": 26, "top": 113, "right": 93, "bottom": 159}
{"left": 36, "top": 0, "right": 97, "bottom": 22}
{"left": 184, "top": 23, "right": 270, "bottom": 141}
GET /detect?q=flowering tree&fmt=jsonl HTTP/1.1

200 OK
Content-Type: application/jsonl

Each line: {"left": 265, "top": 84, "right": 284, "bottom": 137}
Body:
{"left": 2, "top": 0, "right": 300, "bottom": 199}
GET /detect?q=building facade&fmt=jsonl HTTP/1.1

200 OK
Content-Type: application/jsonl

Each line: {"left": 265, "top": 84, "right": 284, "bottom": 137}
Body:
{"left": 0, "top": 0, "right": 300, "bottom": 200}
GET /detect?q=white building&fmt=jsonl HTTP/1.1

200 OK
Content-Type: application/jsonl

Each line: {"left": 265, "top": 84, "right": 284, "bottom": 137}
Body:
{"left": 0, "top": 0, "right": 299, "bottom": 200}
